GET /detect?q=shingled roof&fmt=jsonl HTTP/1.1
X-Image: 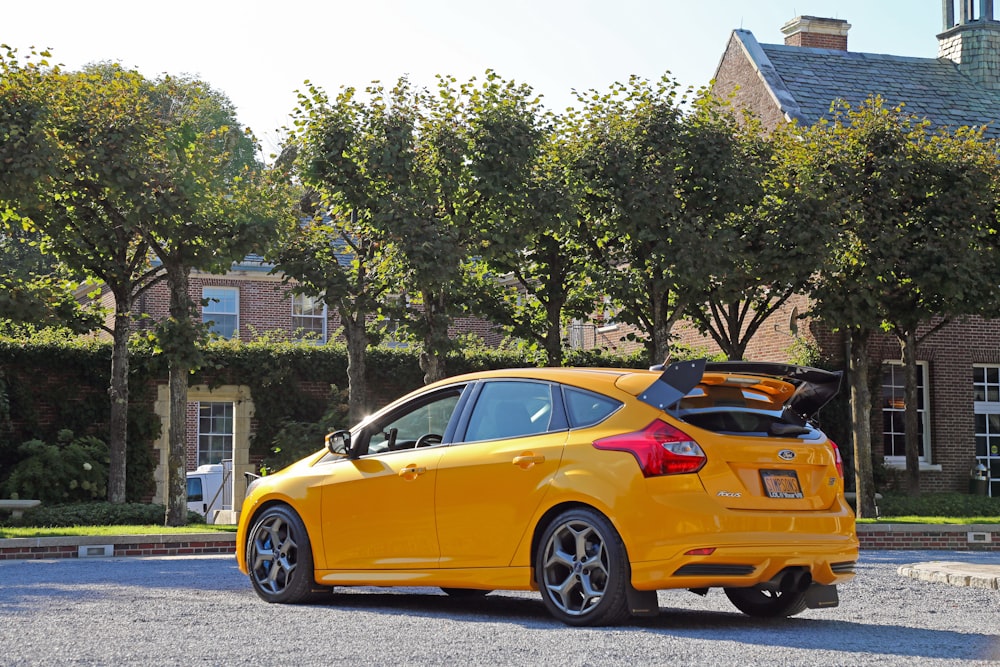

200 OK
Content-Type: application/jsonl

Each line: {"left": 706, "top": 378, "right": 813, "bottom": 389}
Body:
{"left": 723, "top": 26, "right": 1000, "bottom": 138}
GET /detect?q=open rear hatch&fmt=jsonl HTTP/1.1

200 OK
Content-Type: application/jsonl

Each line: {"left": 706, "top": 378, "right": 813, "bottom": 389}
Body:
{"left": 627, "top": 360, "right": 845, "bottom": 511}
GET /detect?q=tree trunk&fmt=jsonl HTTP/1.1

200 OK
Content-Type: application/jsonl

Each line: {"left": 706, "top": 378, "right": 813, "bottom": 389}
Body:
{"left": 722, "top": 300, "right": 748, "bottom": 361}
{"left": 106, "top": 301, "right": 132, "bottom": 503}
{"left": 900, "top": 329, "right": 921, "bottom": 495}
{"left": 419, "top": 289, "right": 449, "bottom": 384}
{"left": 342, "top": 314, "right": 369, "bottom": 425}
{"left": 164, "top": 268, "right": 192, "bottom": 527}
{"left": 847, "top": 330, "right": 878, "bottom": 518}
{"left": 544, "top": 294, "right": 564, "bottom": 367}
{"left": 650, "top": 289, "right": 670, "bottom": 365}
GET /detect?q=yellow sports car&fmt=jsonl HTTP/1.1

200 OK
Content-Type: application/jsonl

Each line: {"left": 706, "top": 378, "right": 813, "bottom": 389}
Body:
{"left": 236, "top": 359, "right": 857, "bottom": 626}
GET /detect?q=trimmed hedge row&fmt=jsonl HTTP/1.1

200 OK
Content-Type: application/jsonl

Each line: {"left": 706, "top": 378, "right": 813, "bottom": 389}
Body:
{"left": 0, "top": 336, "right": 654, "bottom": 502}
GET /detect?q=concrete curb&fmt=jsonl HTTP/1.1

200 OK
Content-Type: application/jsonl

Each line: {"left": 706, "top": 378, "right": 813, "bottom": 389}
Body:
{"left": 897, "top": 561, "right": 1000, "bottom": 590}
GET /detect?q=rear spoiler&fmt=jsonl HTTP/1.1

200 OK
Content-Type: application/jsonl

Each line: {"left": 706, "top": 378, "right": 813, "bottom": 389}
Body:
{"left": 641, "top": 359, "right": 842, "bottom": 418}
{"left": 704, "top": 362, "right": 843, "bottom": 419}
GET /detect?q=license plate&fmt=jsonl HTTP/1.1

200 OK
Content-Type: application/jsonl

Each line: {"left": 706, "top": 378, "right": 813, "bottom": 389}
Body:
{"left": 760, "top": 470, "right": 803, "bottom": 499}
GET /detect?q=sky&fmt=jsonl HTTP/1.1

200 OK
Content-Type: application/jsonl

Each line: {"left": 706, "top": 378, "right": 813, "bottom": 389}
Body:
{"left": 5, "top": 1, "right": 944, "bottom": 157}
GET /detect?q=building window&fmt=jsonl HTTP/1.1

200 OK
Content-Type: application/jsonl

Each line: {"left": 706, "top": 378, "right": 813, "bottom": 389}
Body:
{"left": 973, "top": 366, "right": 1000, "bottom": 497}
{"left": 203, "top": 287, "right": 239, "bottom": 339}
{"left": 198, "top": 401, "right": 233, "bottom": 466}
{"left": 880, "top": 361, "right": 929, "bottom": 463}
{"left": 596, "top": 295, "right": 619, "bottom": 333}
{"left": 292, "top": 293, "right": 327, "bottom": 343}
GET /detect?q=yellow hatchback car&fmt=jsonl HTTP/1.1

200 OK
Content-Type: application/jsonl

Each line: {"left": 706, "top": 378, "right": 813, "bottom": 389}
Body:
{"left": 236, "top": 359, "right": 857, "bottom": 626}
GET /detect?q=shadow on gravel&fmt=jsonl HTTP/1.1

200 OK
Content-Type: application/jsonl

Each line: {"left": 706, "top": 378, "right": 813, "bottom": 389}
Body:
{"left": 635, "top": 607, "right": 1000, "bottom": 663}
{"left": 293, "top": 590, "right": 1000, "bottom": 663}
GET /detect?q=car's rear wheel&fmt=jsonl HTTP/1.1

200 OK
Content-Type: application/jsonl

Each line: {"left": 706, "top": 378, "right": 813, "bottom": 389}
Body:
{"left": 535, "top": 508, "right": 630, "bottom": 626}
{"left": 247, "top": 505, "right": 324, "bottom": 604}
{"left": 724, "top": 585, "right": 809, "bottom": 617}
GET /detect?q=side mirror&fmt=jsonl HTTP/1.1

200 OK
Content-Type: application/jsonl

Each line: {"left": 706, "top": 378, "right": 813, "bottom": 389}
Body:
{"left": 325, "top": 430, "right": 351, "bottom": 457}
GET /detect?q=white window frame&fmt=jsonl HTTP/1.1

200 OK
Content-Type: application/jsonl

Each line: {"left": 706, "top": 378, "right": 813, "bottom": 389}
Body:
{"left": 881, "top": 360, "right": 936, "bottom": 469}
{"left": 973, "top": 365, "right": 1000, "bottom": 497}
{"left": 291, "top": 293, "right": 327, "bottom": 343}
{"left": 197, "top": 401, "right": 234, "bottom": 467}
{"left": 202, "top": 286, "right": 239, "bottom": 339}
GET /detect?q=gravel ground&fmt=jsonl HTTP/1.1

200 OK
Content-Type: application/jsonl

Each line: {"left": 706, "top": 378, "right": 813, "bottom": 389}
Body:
{"left": 1, "top": 549, "right": 998, "bottom": 666}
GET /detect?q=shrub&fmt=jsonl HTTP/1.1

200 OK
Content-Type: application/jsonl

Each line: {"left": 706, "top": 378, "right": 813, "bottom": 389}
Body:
{"left": 3, "top": 431, "right": 109, "bottom": 503}
{"left": 3, "top": 501, "right": 204, "bottom": 527}
{"left": 878, "top": 492, "right": 1000, "bottom": 518}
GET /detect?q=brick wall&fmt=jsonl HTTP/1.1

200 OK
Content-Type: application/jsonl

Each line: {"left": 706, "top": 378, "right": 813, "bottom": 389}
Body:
{"left": 0, "top": 533, "right": 236, "bottom": 560}
{"left": 857, "top": 524, "right": 1000, "bottom": 551}
{"left": 712, "top": 33, "right": 789, "bottom": 132}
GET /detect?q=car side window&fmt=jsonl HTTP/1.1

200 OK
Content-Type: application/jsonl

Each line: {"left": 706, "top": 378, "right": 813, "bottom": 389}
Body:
{"left": 366, "top": 391, "right": 462, "bottom": 454}
{"left": 464, "top": 381, "right": 553, "bottom": 441}
{"left": 563, "top": 386, "right": 622, "bottom": 429}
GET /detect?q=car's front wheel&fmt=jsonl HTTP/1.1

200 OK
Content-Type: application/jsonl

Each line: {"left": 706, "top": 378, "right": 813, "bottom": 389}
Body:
{"left": 535, "top": 508, "right": 630, "bottom": 626}
{"left": 724, "top": 585, "right": 808, "bottom": 617}
{"left": 246, "top": 505, "right": 324, "bottom": 604}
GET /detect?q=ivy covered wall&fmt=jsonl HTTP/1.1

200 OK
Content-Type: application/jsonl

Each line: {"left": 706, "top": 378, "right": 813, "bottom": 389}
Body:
{"left": 0, "top": 337, "right": 649, "bottom": 500}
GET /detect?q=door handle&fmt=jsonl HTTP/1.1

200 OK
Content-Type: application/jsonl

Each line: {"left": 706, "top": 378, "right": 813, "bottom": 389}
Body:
{"left": 512, "top": 455, "right": 545, "bottom": 469}
{"left": 398, "top": 465, "right": 427, "bottom": 479}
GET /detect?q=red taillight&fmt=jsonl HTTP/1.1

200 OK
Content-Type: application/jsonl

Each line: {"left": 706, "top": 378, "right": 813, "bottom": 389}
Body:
{"left": 685, "top": 547, "right": 716, "bottom": 556}
{"left": 829, "top": 440, "right": 844, "bottom": 478}
{"left": 593, "top": 420, "right": 706, "bottom": 477}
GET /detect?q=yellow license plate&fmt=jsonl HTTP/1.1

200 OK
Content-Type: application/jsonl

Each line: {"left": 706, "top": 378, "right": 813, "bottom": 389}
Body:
{"left": 761, "top": 470, "right": 803, "bottom": 499}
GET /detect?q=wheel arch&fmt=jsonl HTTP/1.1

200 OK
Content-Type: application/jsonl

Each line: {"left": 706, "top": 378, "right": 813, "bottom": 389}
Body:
{"left": 239, "top": 497, "right": 317, "bottom": 570}
{"left": 528, "top": 501, "right": 626, "bottom": 575}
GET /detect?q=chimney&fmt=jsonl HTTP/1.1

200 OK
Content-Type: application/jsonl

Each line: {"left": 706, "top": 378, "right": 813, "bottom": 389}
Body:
{"left": 781, "top": 16, "right": 851, "bottom": 50}
{"left": 938, "top": 0, "right": 1000, "bottom": 90}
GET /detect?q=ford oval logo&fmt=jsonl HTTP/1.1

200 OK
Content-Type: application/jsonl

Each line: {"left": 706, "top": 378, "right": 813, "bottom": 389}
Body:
{"left": 778, "top": 449, "right": 796, "bottom": 461}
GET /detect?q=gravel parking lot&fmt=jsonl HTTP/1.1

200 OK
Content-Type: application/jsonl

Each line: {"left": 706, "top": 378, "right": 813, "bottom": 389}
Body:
{"left": 1, "top": 550, "right": 998, "bottom": 666}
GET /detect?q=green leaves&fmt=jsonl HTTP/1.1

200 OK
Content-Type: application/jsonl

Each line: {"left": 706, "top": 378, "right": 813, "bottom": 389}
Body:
{"left": 807, "top": 97, "right": 1000, "bottom": 333}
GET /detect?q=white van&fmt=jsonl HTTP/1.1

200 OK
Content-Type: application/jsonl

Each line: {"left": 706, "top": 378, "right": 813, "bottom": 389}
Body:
{"left": 186, "top": 461, "right": 233, "bottom": 523}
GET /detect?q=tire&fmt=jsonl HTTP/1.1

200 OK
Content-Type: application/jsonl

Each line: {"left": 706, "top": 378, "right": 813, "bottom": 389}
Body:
{"left": 440, "top": 588, "right": 491, "bottom": 598}
{"left": 246, "top": 505, "right": 324, "bottom": 604}
{"left": 724, "top": 585, "right": 809, "bottom": 618}
{"left": 535, "top": 507, "right": 630, "bottom": 626}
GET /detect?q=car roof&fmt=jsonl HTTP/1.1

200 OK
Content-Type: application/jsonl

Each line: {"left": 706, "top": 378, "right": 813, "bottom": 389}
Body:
{"left": 432, "top": 366, "right": 647, "bottom": 387}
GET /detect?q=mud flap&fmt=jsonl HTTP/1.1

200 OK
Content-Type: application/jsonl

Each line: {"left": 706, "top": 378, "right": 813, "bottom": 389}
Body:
{"left": 803, "top": 583, "right": 839, "bottom": 609}
{"left": 627, "top": 585, "right": 660, "bottom": 617}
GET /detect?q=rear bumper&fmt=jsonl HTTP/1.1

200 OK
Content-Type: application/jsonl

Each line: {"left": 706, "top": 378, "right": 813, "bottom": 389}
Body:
{"left": 630, "top": 539, "right": 859, "bottom": 590}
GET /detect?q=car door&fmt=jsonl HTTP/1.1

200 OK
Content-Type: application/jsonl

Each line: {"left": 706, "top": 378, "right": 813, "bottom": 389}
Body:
{"left": 434, "top": 380, "right": 567, "bottom": 569}
{"left": 320, "top": 387, "right": 464, "bottom": 570}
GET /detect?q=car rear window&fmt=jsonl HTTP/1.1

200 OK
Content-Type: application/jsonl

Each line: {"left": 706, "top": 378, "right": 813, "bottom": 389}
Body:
{"left": 563, "top": 387, "right": 621, "bottom": 429}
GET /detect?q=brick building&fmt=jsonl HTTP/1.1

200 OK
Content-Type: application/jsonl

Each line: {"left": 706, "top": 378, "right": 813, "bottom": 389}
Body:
{"left": 669, "top": 2, "right": 1000, "bottom": 496}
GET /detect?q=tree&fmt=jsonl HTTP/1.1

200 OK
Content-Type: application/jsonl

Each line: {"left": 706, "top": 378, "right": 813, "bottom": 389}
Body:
{"left": 688, "top": 119, "right": 832, "bottom": 360}
{"left": 851, "top": 108, "right": 1000, "bottom": 494}
{"left": 475, "top": 113, "right": 594, "bottom": 366}
{"left": 407, "top": 74, "right": 544, "bottom": 382}
{"left": 136, "top": 75, "right": 295, "bottom": 526}
{"left": 0, "top": 49, "right": 165, "bottom": 503}
{"left": 278, "top": 81, "right": 409, "bottom": 423}
{"left": 567, "top": 78, "right": 756, "bottom": 363}
{"left": 796, "top": 100, "right": 911, "bottom": 517}
{"left": 1, "top": 48, "right": 295, "bottom": 522}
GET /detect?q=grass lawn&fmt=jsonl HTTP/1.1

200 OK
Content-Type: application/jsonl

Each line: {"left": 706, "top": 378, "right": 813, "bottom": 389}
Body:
{"left": 856, "top": 516, "right": 1000, "bottom": 525}
{"left": 0, "top": 524, "right": 238, "bottom": 539}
